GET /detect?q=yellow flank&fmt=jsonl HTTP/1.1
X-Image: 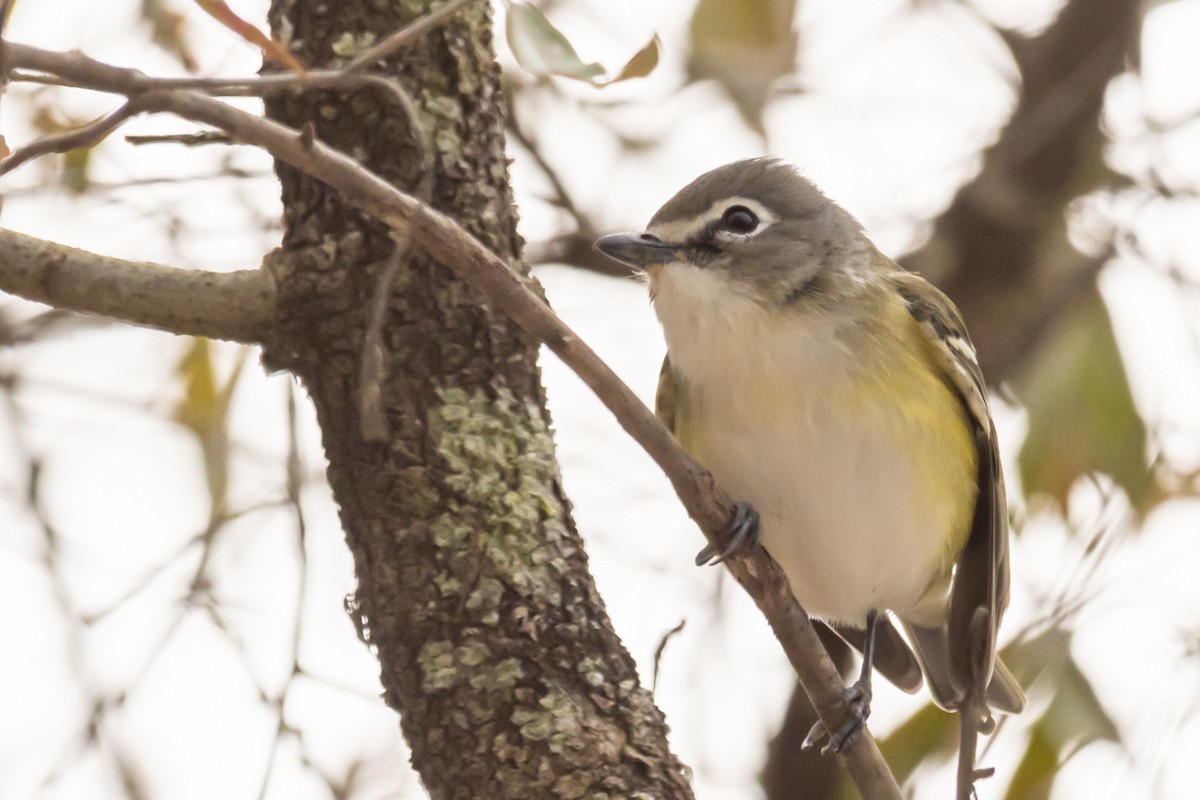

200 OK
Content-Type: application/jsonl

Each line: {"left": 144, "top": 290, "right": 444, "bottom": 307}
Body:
{"left": 879, "top": 307, "right": 979, "bottom": 571}
{"left": 663, "top": 283, "right": 978, "bottom": 622}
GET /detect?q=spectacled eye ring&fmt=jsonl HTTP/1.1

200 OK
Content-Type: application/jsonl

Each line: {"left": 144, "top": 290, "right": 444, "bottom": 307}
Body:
{"left": 721, "top": 205, "right": 759, "bottom": 234}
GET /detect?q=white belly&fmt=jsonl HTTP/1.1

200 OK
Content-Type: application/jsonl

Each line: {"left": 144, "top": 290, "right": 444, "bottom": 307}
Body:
{"left": 653, "top": 265, "right": 976, "bottom": 626}
{"left": 689, "top": 394, "right": 965, "bottom": 625}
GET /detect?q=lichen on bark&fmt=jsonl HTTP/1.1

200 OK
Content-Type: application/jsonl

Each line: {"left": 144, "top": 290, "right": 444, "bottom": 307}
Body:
{"left": 260, "top": 1, "right": 693, "bottom": 797}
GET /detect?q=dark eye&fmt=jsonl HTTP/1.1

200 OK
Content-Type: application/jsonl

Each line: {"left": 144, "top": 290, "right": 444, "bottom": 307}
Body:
{"left": 721, "top": 205, "right": 759, "bottom": 234}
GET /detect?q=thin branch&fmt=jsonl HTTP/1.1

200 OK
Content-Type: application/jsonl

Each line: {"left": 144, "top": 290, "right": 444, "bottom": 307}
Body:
{"left": 358, "top": 241, "right": 406, "bottom": 441}
{"left": 651, "top": 619, "right": 686, "bottom": 693}
{"left": 126, "top": 131, "right": 232, "bottom": 147}
{"left": 3, "top": 0, "right": 480, "bottom": 99}
{"left": 0, "top": 228, "right": 273, "bottom": 344}
{"left": 526, "top": 230, "right": 633, "bottom": 276}
{"left": 343, "top": 0, "right": 480, "bottom": 73}
{"left": 354, "top": 68, "right": 433, "bottom": 442}
{"left": 507, "top": 97, "right": 595, "bottom": 240}
{"left": 0, "top": 98, "right": 148, "bottom": 177}
{"left": 1, "top": 42, "right": 903, "bottom": 799}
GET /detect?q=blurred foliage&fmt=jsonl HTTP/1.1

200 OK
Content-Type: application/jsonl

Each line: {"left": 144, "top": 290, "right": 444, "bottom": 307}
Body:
{"left": 687, "top": 0, "right": 797, "bottom": 134}
{"left": 1004, "top": 629, "right": 1121, "bottom": 799}
{"left": 1018, "top": 293, "right": 1156, "bottom": 512}
{"left": 192, "top": 0, "right": 304, "bottom": 72}
{"left": 30, "top": 102, "right": 96, "bottom": 192}
{"left": 866, "top": 629, "right": 1121, "bottom": 799}
{"left": 173, "top": 338, "right": 248, "bottom": 520}
{"left": 878, "top": 702, "right": 957, "bottom": 788}
{"left": 142, "top": 0, "right": 200, "bottom": 71}
{"left": 59, "top": 147, "right": 92, "bottom": 194}
{"left": 504, "top": 0, "right": 660, "bottom": 86}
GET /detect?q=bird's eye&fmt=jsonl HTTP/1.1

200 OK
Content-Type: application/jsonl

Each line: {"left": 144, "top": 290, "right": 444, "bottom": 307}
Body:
{"left": 721, "top": 205, "right": 759, "bottom": 234}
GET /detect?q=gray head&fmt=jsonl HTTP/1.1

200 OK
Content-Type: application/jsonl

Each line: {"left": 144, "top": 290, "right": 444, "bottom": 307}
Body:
{"left": 595, "top": 158, "right": 869, "bottom": 305}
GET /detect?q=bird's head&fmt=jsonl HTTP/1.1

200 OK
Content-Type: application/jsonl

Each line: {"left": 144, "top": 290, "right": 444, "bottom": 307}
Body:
{"left": 595, "top": 158, "right": 868, "bottom": 308}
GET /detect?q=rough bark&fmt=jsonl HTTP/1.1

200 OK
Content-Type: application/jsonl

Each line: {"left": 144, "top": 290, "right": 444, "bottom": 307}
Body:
{"left": 259, "top": 2, "right": 692, "bottom": 798}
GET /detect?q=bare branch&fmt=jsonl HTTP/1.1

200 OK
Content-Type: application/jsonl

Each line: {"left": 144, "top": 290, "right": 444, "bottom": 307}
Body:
{"left": 351, "top": 71, "right": 433, "bottom": 442}
{"left": 126, "top": 131, "right": 232, "bottom": 146}
{"left": 358, "top": 241, "right": 406, "bottom": 441}
{"left": 343, "top": 0, "right": 480, "bottom": 73}
{"left": 651, "top": 619, "right": 686, "bottom": 693}
{"left": 526, "top": 230, "right": 633, "bottom": 277}
{"left": 2, "top": 42, "right": 903, "bottom": 799}
{"left": 0, "top": 98, "right": 148, "bottom": 178}
{"left": 507, "top": 97, "right": 595, "bottom": 241}
{"left": 0, "top": 228, "right": 273, "bottom": 344}
{"left": 4, "top": 0, "right": 479, "bottom": 99}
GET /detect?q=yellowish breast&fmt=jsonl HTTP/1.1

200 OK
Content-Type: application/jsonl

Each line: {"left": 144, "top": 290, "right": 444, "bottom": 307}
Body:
{"left": 655, "top": 267, "right": 978, "bottom": 624}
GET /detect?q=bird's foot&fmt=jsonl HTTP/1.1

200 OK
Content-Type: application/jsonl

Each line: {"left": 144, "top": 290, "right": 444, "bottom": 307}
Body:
{"left": 801, "top": 680, "right": 873, "bottom": 755}
{"left": 695, "top": 502, "right": 761, "bottom": 566}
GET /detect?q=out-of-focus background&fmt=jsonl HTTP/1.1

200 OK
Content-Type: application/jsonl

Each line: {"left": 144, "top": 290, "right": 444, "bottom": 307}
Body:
{"left": 2, "top": 0, "right": 1199, "bottom": 798}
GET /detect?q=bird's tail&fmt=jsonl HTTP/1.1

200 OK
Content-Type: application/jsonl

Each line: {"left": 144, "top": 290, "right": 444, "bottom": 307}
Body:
{"left": 905, "top": 623, "right": 1026, "bottom": 715}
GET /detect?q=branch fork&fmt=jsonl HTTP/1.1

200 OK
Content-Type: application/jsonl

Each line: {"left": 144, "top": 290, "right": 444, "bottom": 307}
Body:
{"left": 0, "top": 31, "right": 903, "bottom": 800}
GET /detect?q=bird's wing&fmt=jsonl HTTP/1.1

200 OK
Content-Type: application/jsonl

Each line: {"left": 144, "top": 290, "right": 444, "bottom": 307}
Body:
{"left": 887, "top": 270, "right": 1012, "bottom": 710}
{"left": 654, "top": 356, "right": 679, "bottom": 434}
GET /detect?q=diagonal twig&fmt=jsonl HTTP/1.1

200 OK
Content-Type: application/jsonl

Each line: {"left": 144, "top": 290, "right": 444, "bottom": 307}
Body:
{"left": 0, "top": 97, "right": 150, "bottom": 177}
{"left": 0, "top": 41, "right": 902, "bottom": 799}
{"left": 343, "top": 0, "right": 481, "bottom": 73}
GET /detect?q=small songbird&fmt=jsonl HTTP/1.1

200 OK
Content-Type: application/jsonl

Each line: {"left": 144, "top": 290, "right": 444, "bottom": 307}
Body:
{"left": 595, "top": 158, "right": 1024, "bottom": 751}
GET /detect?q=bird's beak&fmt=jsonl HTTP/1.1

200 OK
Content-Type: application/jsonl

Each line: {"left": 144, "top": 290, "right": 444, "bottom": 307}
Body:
{"left": 594, "top": 233, "right": 679, "bottom": 269}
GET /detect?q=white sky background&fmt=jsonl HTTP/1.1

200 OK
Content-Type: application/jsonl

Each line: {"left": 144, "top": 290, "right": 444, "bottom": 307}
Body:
{"left": 1, "top": 1, "right": 1200, "bottom": 799}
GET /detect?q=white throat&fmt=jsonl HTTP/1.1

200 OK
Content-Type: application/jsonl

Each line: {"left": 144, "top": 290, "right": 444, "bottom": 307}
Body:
{"left": 649, "top": 264, "right": 850, "bottom": 392}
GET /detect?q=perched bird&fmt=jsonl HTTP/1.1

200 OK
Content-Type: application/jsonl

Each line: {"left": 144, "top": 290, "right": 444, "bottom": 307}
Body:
{"left": 595, "top": 158, "right": 1025, "bottom": 750}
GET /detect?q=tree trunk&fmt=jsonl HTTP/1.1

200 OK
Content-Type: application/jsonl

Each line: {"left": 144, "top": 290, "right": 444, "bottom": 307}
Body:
{"left": 260, "top": 2, "right": 692, "bottom": 797}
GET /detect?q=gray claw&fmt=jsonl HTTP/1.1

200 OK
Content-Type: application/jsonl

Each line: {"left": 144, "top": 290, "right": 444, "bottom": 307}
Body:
{"left": 801, "top": 682, "right": 873, "bottom": 755}
{"left": 695, "top": 502, "right": 761, "bottom": 566}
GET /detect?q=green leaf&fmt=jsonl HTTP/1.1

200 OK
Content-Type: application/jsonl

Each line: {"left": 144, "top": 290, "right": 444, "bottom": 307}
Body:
{"left": 876, "top": 701, "right": 957, "bottom": 785}
{"left": 1005, "top": 723, "right": 1058, "bottom": 800}
{"left": 61, "top": 147, "right": 92, "bottom": 194}
{"left": 505, "top": 1, "right": 604, "bottom": 82}
{"left": 1002, "top": 627, "right": 1120, "bottom": 798}
{"left": 1017, "top": 291, "right": 1156, "bottom": 512}
{"left": 173, "top": 339, "right": 249, "bottom": 520}
{"left": 504, "top": 2, "right": 658, "bottom": 86}
{"left": 1003, "top": 658, "right": 1119, "bottom": 799}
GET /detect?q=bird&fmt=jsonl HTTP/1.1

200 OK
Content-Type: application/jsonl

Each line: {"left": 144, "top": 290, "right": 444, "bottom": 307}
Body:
{"left": 594, "top": 157, "right": 1025, "bottom": 752}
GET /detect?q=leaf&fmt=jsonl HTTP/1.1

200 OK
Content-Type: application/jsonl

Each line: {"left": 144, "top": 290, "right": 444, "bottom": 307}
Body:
{"left": 610, "top": 35, "right": 662, "bottom": 84}
{"left": 1003, "top": 634, "right": 1119, "bottom": 798}
{"left": 1017, "top": 291, "right": 1156, "bottom": 513}
{"left": 192, "top": 0, "right": 305, "bottom": 74}
{"left": 175, "top": 338, "right": 217, "bottom": 439}
{"left": 687, "top": 0, "right": 797, "bottom": 135}
{"left": 876, "top": 701, "right": 957, "bottom": 785}
{"left": 1014, "top": 630, "right": 1119, "bottom": 753}
{"left": 144, "top": 0, "right": 200, "bottom": 72}
{"left": 174, "top": 339, "right": 249, "bottom": 520}
{"left": 61, "top": 147, "right": 92, "bottom": 194}
{"left": 505, "top": 1, "right": 604, "bottom": 82}
{"left": 1004, "top": 723, "right": 1058, "bottom": 800}
{"left": 504, "top": 2, "right": 659, "bottom": 86}
{"left": 29, "top": 103, "right": 96, "bottom": 192}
